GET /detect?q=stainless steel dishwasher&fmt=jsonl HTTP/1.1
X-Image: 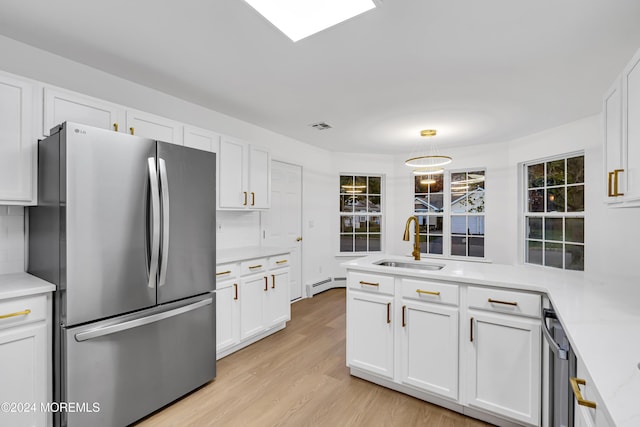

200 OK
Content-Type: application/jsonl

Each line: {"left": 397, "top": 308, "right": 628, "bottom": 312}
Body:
{"left": 542, "top": 306, "right": 576, "bottom": 427}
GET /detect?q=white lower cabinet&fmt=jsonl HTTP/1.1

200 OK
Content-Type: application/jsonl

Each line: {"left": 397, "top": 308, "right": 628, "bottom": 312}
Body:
{"left": 573, "top": 357, "right": 613, "bottom": 427}
{"left": 215, "top": 254, "right": 290, "bottom": 359}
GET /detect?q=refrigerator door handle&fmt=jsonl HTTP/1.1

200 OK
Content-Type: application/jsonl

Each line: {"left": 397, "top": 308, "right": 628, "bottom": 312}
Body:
{"left": 147, "top": 157, "right": 161, "bottom": 289}
{"left": 158, "top": 158, "right": 170, "bottom": 287}
{"left": 74, "top": 298, "right": 213, "bottom": 342}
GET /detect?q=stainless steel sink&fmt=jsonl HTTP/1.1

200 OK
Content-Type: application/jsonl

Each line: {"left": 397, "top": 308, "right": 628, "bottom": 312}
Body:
{"left": 373, "top": 260, "right": 444, "bottom": 271}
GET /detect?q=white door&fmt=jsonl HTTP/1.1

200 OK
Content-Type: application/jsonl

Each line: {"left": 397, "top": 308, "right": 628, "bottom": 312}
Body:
{"left": 466, "top": 310, "right": 541, "bottom": 426}
{"left": 263, "top": 161, "right": 303, "bottom": 300}
{"left": 401, "top": 300, "right": 458, "bottom": 400}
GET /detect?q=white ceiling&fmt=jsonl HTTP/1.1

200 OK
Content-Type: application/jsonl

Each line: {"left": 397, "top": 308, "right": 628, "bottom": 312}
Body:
{"left": 1, "top": 0, "right": 639, "bottom": 153}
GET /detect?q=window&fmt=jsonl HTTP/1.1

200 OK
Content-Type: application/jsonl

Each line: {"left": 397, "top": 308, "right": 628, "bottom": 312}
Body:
{"left": 340, "top": 174, "right": 382, "bottom": 253}
{"left": 413, "top": 169, "right": 486, "bottom": 258}
{"left": 524, "top": 154, "right": 584, "bottom": 271}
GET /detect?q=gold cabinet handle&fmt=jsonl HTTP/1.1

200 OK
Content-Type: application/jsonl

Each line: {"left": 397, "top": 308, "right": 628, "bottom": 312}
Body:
{"left": 0, "top": 309, "right": 31, "bottom": 320}
{"left": 271, "top": 274, "right": 276, "bottom": 289}
{"left": 129, "top": 127, "right": 135, "bottom": 135}
{"left": 608, "top": 171, "right": 615, "bottom": 197}
{"left": 264, "top": 276, "right": 268, "bottom": 291}
{"left": 488, "top": 298, "right": 518, "bottom": 306}
{"left": 243, "top": 192, "right": 248, "bottom": 206}
{"left": 386, "top": 302, "right": 391, "bottom": 324}
{"left": 296, "top": 237, "right": 302, "bottom": 242}
{"left": 216, "top": 270, "right": 231, "bottom": 276}
{"left": 359, "top": 281, "right": 379, "bottom": 287}
{"left": 113, "top": 123, "right": 119, "bottom": 132}
{"left": 249, "top": 264, "right": 263, "bottom": 270}
{"left": 416, "top": 289, "right": 440, "bottom": 296}
{"left": 613, "top": 169, "right": 624, "bottom": 196}
{"left": 402, "top": 305, "right": 406, "bottom": 327}
{"left": 251, "top": 192, "right": 255, "bottom": 206}
{"left": 470, "top": 317, "right": 474, "bottom": 342}
{"left": 275, "top": 260, "right": 288, "bottom": 265}
{"left": 570, "top": 377, "right": 597, "bottom": 409}
{"left": 233, "top": 283, "right": 238, "bottom": 300}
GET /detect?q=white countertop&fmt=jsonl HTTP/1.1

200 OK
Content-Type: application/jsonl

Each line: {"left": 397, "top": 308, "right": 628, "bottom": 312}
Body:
{"left": 0, "top": 272, "right": 56, "bottom": 300}
{"left": 217, "top": 246, "right": 291, "bottom": 264}
{"left": 343, "top": 254, "right": 640, "bottom": 427}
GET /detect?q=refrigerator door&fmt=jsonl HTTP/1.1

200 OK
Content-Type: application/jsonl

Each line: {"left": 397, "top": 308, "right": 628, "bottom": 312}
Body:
{"left": 64, "top": 123, "right": 157, "bottom": 326}
{"left": 157, "top": 142, "right": 216, "bottom": 304}
{"left": 62, "top": 294, "right": 215, "bottom": 427}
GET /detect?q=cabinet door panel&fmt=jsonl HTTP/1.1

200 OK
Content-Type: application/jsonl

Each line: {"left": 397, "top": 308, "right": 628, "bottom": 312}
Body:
{"left": 347, "top": 291, "right": 394, "bottom": 379}
{"left": 249, "top": 145, "right": 270, "bottom": 208}
{"left": 0, "top": 75, "right": 34, "bottom": 203}
{"left": 466, "top": 311, "right": 541, "bottom": 426}
{"left": 125, "top": 110, "right": 183, "bottom": 145}
{"left": 240, "top": 275, "right": 266, "bottom": 339}
{"left": 623, "top": 49, "right": 640, "bottom": 202}
{"left": 219, "top": 137, "right": 246, "bottom": 208}
{"left": 401, "top": 301, "right": 458, "bottom": 399}
{"left": 603, "top": 78, "right": 623, "bottom": 202}
{"left": 265, "top": 269, "right": 290, "bottom": 327}
{"left": 216, "top": 283, "right": 239, "bottom": 356}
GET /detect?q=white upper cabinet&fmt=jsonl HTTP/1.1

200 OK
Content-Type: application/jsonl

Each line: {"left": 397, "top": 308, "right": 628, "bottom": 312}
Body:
{"left": 603, "top": 47, "right": 640, "bottom": 206}
{"left": 183, "top": 125, "right": 220, "bottom": 152}
{"left": 218, "top": 136, "right": 271, "bottom": 210}
{"left": 43, "top": 87, "right": 124, "bottom": 136}
{"left": 0, "top": 72, "right": 36, "bottom": 204}
{"left": 125, "top": 110, "right": 183, "bottom": 145}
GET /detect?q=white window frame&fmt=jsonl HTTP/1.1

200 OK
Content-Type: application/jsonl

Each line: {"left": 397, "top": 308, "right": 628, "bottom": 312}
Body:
{"left": 338, "top": 173, "right": 384, "bottom": 255}
{"left": 521, "top": 151, "right": 585, "bottom": 271}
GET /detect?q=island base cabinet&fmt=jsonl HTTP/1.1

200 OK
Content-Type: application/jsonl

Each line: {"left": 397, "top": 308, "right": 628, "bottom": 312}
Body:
{"left": 465, "top": 311, "right": 541, "bottom": 426}
{"left": 347, "top": 291, "right": 394, "bottom": 379}
{"left": 401, "top": 301, "right": 458, "bottom": 400}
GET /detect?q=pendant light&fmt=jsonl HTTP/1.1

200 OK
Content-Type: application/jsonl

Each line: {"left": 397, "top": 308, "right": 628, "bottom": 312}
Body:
{"left": 405, "top": 129, "right": 452, "bottom": 169}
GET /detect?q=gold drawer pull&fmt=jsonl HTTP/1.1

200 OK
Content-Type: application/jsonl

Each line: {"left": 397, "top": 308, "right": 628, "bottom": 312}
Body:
{"left": 0, "top": 309, "right": 31, "bottom": 320}
{"left": 613, "top": 169, "right": 624, "bottom": 196}
{"left": 129, "top": 127, "right": 135, "bottom": 135}
{"left": 216, "top": 271, "right": 231, "bottom": 276}
{"left": 275, "top": 260, "right": 288, "bottom": 264}
{"left": 359, "top": 281, "right": 379, "bottom": 287}
{"left": 249, "top": 264, "right": 263, "bottom": 269}
{"left": 416, "top": 289, "right": 440, "bottom": 296}
{"left": 113, "top": 123, "right": 119, "bottom": 132}
{"left": 570, "top": 377, "right": 597, "bottom": 409}
{"left": 233, "top": 283, "right": 238, "bottom": 300}
{"left": 386, "top": 303, "right": 391, "bottom": 324}
{"left": 488, "top": 298, "right": 518, "bottom": 306}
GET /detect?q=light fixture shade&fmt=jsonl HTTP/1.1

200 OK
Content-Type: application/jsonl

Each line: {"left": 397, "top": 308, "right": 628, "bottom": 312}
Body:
{"left": 405, "top": 129, "right": 453, "bottom": 169}
{"left": 405, "top": 155, "right": 452, "bottom": 168}
{"left": 413, "top": 167, "right": 445, "bottom": 176}
{"left": 244, "top": 0, "right": 376, "bottom": 42}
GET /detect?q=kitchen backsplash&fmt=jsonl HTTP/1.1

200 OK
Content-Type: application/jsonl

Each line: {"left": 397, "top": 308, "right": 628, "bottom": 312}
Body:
{"left": 0, "top": 206, "right": 24, "bottom": 274}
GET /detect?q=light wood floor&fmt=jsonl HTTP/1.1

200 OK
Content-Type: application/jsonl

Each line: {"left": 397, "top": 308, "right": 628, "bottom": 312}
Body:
{"left": 135, "top": 288, "right": 492, "bottom": 427}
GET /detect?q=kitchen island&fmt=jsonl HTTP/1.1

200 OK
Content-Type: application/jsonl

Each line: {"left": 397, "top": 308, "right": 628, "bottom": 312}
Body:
{"left": 343, "top": 255, "right": 639, "bottom": 427}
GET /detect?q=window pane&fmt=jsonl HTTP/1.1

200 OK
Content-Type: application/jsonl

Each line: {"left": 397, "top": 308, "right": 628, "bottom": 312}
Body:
{"left": 567, "top": 156, "right": 584, "bottom": 184}
{"left": 451, "top": 194, "right": 467, "bottom": 213}
{"left": 565, "top": 218, "right": 584, "bottom": 243}
{"left": 467, "top": 189, "right": 485, "bottom": 213}
{"left": 546, "top": 159, "right": 565, "bottom": 186}
{"left": 340, "top": 175, "right": 353, "bottom": 194}
{"left": 354, "top": 176, "right": 367, "bottom": 191}
{"left": 544, "top": 242, "right": 564, "bottom": 268}
{"left": 468, "top": 171, "right": 486, "bottom": 191}
{"left": 340, "top": 234, "right": 353, "bottom": 252}
{"left": 354, "top": 217, "right": 367, "bottom": 233}
{"left": 528, "top": 189, "right": 544, "bottom": 212}
{"left": 418, "top": 215, "right": 443, "bottom": 234}
{"left": 340, "top": 216, "right": 354, "bottom": 232}
{"left": 528, "top": 163, "right": 544, "bottom": 188}
{"left": 340, "top": 195, "right": 355, "bottom": 212}
{"left": 451, "top": 236, "right": 466, "bottom": 256}
{"left": 415, "top": 196, "right": 429, "bottom": 212}
{"left": 369, "top": 234, "right": 381, "bottom": 251}
{"left": 368, "top": 176, "right": 381, "bottom": 195}
{"left": 527, "top": 240, "right": 543, "bottom": 265}
{"left": 368, "top": 196, "right": 381, "bottom": 213}
{"left": 565, "top": 244, "right": 584, "bottom": 270}
{"left": 567, "top": 185, "right": 584, "bottom": 212}
{"left": 428, "top": 236, "right": 443, "bottom": 254}
{"left": 429, "top": 194, "right": 444, "bottom": 212}
{"left": 451, "top": 216, "right": 466, "bottom": 234}
{"left": 468, "top": 217, "right": 485, "bottom": 236}
{"left": 354, "top": 234, "right": 367, "bottom": 252}
{"left": 546, "top": 187, "right": 565, "bottom": 212}
{"left": 369, "top": 216, "right": 381, "bottom": 232}
{"left": 468, "top": 237, "right": 484, "bottom": 257}
{"left": 451, "top": 172, "right": 466, "bottom": 186}
{"left": 527, "top": 217, "right": 543, "bottom": 239}
{"left": 545, "top": 218, "right": 563, "bottom": 241}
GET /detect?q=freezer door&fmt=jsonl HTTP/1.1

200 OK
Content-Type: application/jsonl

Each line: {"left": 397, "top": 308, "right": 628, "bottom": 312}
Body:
{"left": 157, "top": 142, "right": 216, "bottom": 303}
{"left": 64, "top": 123, "right": 157, "bottom": 325}
{"left": 62, "top": 294, "right": 215, "bottom": 427}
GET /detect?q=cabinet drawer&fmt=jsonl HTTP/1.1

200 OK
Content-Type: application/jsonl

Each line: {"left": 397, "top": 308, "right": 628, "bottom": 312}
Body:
{"left": 467, "top": 287, "right": 541, "bottom": 317}
{"left": 348, "top": 272, "right": 394, "bottom": 295}
{"left": 240, "top": 258, "right": 268, "bottom": 276}
{"left": 0, "top": 294, "right": 46, "bottom": 330}
{"left": 268, "top": 255, "right": 290, "bottom": 269}
{"left": 401, "top": 278, "right": 458, "bottom": 306}
{"left": 216, "top": 263, "right": 239, "bottom": 282}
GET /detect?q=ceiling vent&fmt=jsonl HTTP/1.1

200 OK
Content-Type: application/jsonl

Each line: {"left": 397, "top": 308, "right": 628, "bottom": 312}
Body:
{"left": 309, "top": 122, "right": 333, "bottom": 131}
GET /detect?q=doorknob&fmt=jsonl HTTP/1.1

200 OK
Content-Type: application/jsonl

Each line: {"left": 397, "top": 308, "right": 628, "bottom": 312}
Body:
{"left": 296, "top": 237, "right": 302, "bottom": 242}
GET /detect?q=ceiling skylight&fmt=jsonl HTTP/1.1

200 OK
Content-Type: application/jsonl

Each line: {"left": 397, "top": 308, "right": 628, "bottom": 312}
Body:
{"left": 244, "top": 0, "right": 377, "bottom": 42}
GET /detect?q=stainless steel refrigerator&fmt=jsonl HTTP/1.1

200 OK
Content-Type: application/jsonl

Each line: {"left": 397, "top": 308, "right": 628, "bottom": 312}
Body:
{"left": 28, "top": 122, "right": 216, "bottom": 427}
